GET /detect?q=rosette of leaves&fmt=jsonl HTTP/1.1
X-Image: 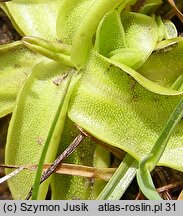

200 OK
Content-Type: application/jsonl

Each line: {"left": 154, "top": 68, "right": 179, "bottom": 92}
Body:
{"left": 0, "top": 0, "right": 183, "bottom": 200}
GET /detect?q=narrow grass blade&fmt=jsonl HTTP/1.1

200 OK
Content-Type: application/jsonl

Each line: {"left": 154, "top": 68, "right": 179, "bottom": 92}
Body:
{"left": 31, "top": 71, "right": 75, "bottom": 200}
{"left": 137, "top": 97, "right": 183, "bottom": 200}
{"left": 97, "top": 154, "right": 138, "bottom": 200}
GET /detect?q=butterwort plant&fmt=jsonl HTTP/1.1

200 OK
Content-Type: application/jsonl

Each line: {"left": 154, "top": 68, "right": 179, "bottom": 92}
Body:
{"left": 0, "top": 0, "right": 183, "bottom": 200}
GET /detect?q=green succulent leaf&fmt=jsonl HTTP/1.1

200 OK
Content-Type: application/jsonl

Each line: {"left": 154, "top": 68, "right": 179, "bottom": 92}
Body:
{"left": 95, "top": 10, "right": 159, "bottom": 69}
{"left": 68, "top": 51, "right": 183, "bottom": 172}
{"left": 138, "top": 0, "right": 163, "bottom": 15}
{"left": 22, "top": 36, "right": 73, "bottom": 67}
{"left": 156, "top": 16, "right": 166, "bottom": 42}
{"left": 1, "top": 0, "right": 63, "bottom": 39}
{"left": 137, "top": 97, "right": 183, "bottom": 200}
{"left": 108, "top": 48, "right": 142, "bottom": 68}
{"left": 108, "top": 58, "right": 183, "bottom": 95}
{"left": 51, "top": 119, "right": 110, "bottom": 200}
{"left": 138, "top": 38, "right": 183, "bottom": 88}
{"left": 5, "top": 60, "right": 79, "bottom": 199}
{"left": 1, "top": 0, "right": 183, "bottom": 201}
{"left": 120, "top": 10, "right": 159, "bottom": 69}
{"left": 56, "top": 0, "right": 97, "bottom": 44}
{"left": 57, "top": 0, "right": 137, "bottom": 69}
{"left": 91, "top": 145, "right": 111, "bottom": 199}
{"left": 31, "top": 68, "right": 78, "bottom": 200}
{"left": 95, "top": 9, "right": 127, "bottom": 56}
{"left": 0, "top": 41, "right": 45, "bottom": 118}
{"left": 71, "top": 0, "right": 128, "bottom": 69}
{"left": 163, "top": 19, "right": 178, "bottom": 39}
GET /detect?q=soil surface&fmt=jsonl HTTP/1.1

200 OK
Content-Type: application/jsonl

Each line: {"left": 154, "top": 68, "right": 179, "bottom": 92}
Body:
{"left": 0, "top": 9, "right": 21, "bottom": 45}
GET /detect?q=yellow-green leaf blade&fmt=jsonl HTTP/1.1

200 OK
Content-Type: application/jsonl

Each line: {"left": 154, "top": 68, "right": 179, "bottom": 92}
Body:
{"left": 68, "top": 51, "right": 183, "bottom": 172}
{"left": 1, "top": 0, "right": 63, "bottom": 39}
{"left": 5, "top": 60, "right": 75, "bottom": 199}
{"left": 0, "top": 41, "right": 45, "bottom": 118}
